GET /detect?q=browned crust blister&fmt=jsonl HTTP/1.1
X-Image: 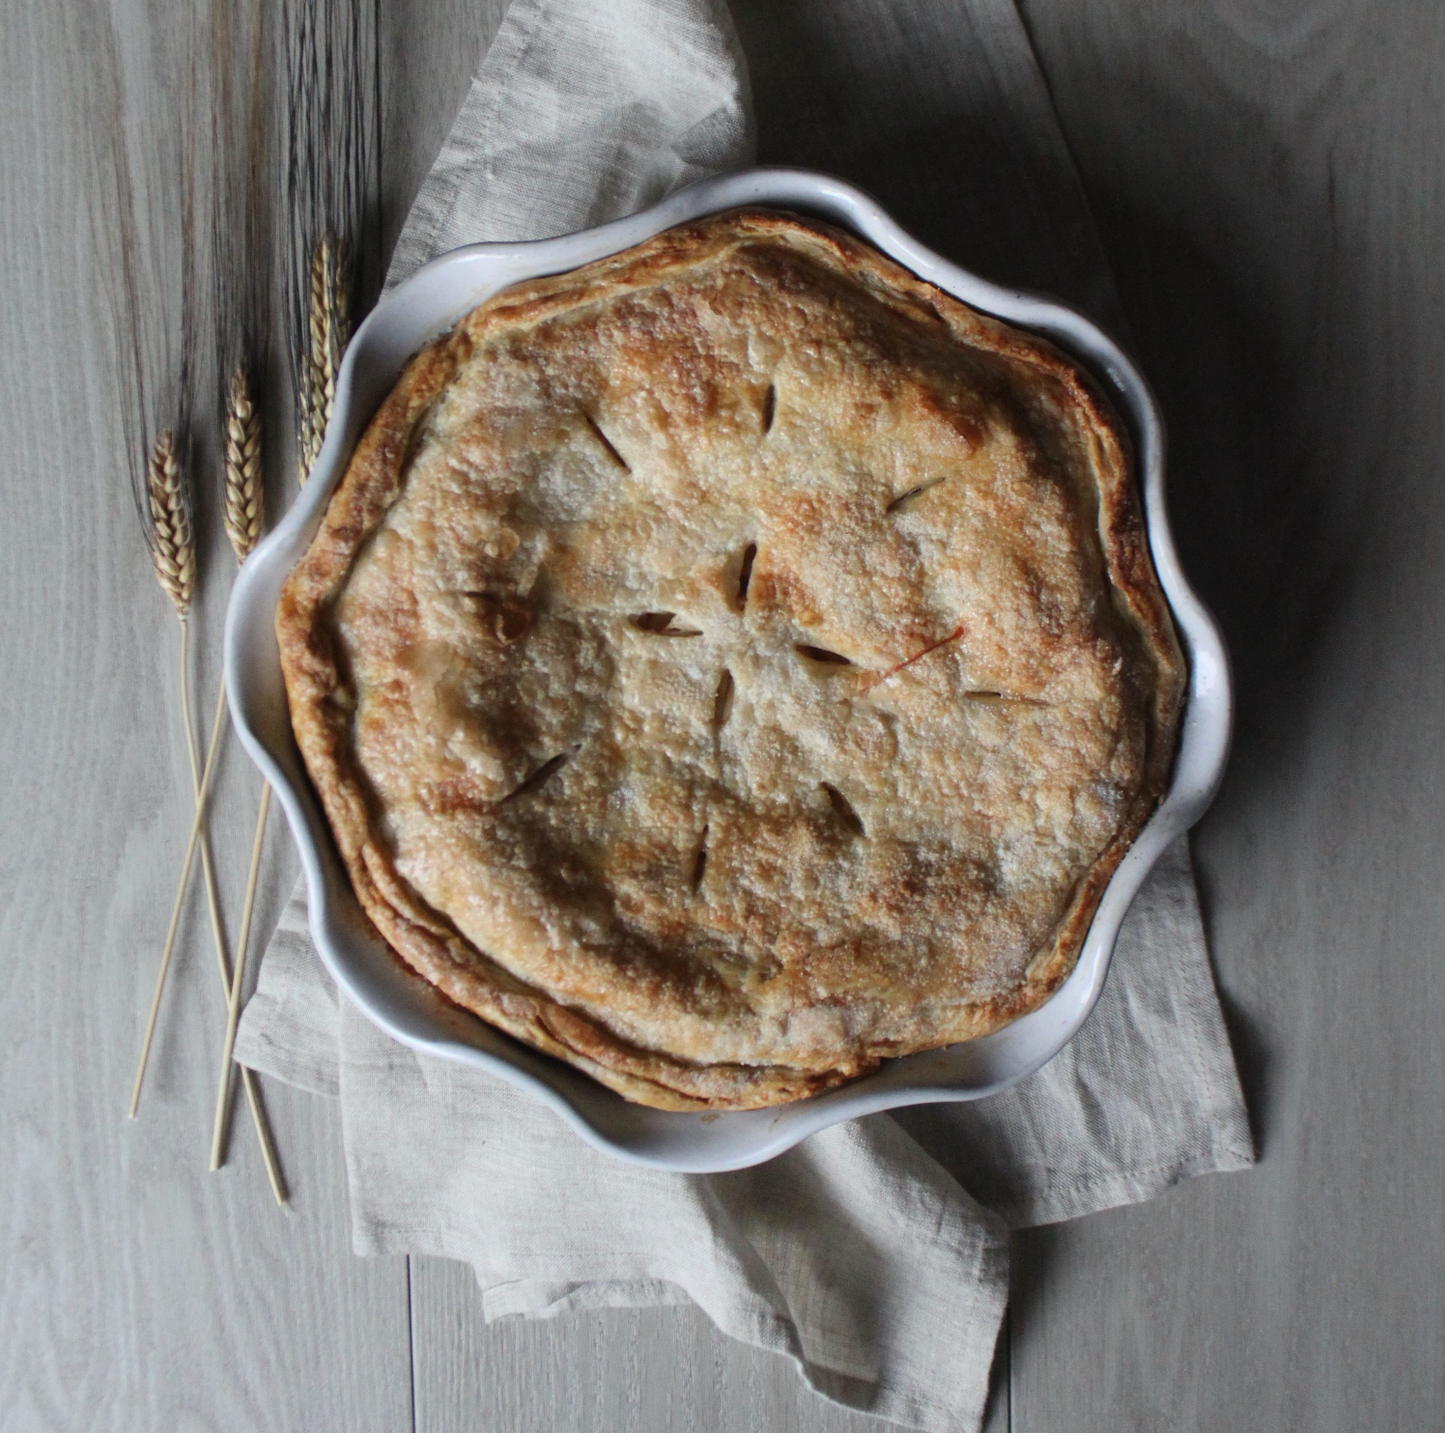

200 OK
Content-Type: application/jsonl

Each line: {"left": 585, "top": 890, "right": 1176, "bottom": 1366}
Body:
{"left": 278, "top": 210, "right": 1185, "bottom": 1111}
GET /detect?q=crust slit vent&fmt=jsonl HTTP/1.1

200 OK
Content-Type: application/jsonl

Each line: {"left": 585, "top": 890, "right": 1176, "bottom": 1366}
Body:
{"left": 761, "top": 383, "right": 777, "bottom": 434}
{"left": 795, "top": 643, "right": 852, "bottom": 666}
{"left": 582, "top": 411, "right": 630, "bottom": 472}
{"left": 630, "top": 611, "right": 702, "bottom": 637}
{"left": 712, "top": 668, "right": 734, "bottom": 729}
{"left": 886, "top": 476, "right": 947, "bottom": 514}
{"left": 736, "top": 542, "right": 757, "bottom": 608}
{"left": 821, "top": 783, "right": 866, "bottom": 837}
{"left": 502, "top": 751, "right": 570, "bottom": 803}
{"left": 691, "top": 826, "right": 709, "bottom": 890}
{"left": 963, "top": 689, "right": 1049, "bottom": 707}
{"left": 462, "top": 590, "right": 532, "bottom": 643}
{"left": 400, "top": 399, "right": 440, "bottom": 471}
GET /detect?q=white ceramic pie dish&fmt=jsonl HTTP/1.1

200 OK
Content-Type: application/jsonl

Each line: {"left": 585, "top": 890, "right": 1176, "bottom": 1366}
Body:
{"left": 225, "top": 168, "right": 1231, "bottom": 1173}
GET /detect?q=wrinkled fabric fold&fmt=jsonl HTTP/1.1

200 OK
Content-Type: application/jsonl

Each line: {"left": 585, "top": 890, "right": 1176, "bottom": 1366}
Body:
{"left": 236, "top": 2, "right": 1252, "bottom": 1429}
{"left": 383, "top": 0, "right": 754, "bottom": 289}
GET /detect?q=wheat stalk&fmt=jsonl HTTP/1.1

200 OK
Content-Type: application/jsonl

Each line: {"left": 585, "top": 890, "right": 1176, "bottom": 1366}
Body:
{"left": 208, "top": 367, "right": 282, "bottom": 1189}
{"left": 199, "top": 369, "right": 287, "bottom": 1200}
{"left": 299, "top": 232, "right": 349, "bottom": 484}
{"left": 130, "top": 429, "right": 200, "bottom": 1109}
{"left": 204, "top": 10, "right": 286, "bottom": 1199}
{"left": 129, "top": 421, "right": 287, "bottom": 1203}
{"left": 223, "top": 364, "right": 264, "bottom": 561}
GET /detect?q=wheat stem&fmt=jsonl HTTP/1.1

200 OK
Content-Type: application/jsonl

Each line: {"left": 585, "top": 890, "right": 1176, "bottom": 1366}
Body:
{"left": 210, "top": 781, "right": 271, "bottom": 1171}
{"left": 191, "top": 686, "right": 290, "bottom": 1203}
{"left": 181, "top": 679, "right": 232, "bottom": 1023}
{"left": 246, "top": 1064, "right": 288, "bottom": 1206}
{"left": 131, "top": 622, "right": 213, "bottom": 1114}
{"left": 129, "top": 615, "right": 286, "bottom": 1198}
{"left": 185, "top": 682, "right": 287, "bottom": 1202}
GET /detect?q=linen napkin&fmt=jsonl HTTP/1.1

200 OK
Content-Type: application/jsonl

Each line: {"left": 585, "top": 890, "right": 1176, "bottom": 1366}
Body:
{"left": 237, "top": 2, "right": 1254, "bottom": 1429}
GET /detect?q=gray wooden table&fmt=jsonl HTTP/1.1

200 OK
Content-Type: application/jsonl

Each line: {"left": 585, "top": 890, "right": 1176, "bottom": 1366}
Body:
{"left": 5, "top": 1, "right": 1442, "bottom": 1429}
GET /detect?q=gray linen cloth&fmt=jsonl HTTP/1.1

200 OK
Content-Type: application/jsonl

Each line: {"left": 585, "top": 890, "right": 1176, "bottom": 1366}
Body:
{"left": 237, "top": 2, "right": 1254, "bottom": 1428}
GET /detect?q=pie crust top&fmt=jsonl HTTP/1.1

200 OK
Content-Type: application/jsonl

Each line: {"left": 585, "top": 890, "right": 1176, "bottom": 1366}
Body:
{"left": 278, "top": 210, "right": 1186, "bottom": 1111}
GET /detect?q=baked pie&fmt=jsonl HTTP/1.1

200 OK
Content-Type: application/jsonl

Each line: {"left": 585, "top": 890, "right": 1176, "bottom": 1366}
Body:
{"left": 278, "top": 210, "right": 1185, "bottom": 1110}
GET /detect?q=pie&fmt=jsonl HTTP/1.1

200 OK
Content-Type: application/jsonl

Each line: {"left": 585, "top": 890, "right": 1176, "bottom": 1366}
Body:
{"left": 277, "top": 210, "right": 1185, "bottom": 1111}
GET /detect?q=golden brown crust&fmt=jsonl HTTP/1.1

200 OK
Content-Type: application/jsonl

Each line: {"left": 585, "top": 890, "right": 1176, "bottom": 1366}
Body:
{"left": 278, "top": 210, "right": 1185, "bottom": 1110}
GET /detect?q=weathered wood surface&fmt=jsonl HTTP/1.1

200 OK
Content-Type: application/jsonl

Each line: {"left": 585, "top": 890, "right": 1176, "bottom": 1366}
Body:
{"left": 2, "top": 0, "right": 1440, "bottom": 1428}
{"left": 1009, "top": 1, "right": 1445, "bottom": 1427}
{"left": 409, "top": 1256, "right": 997, "bottom": 1433}
{"left": 0, "top": 2, "right": 416, "bottom": 1430}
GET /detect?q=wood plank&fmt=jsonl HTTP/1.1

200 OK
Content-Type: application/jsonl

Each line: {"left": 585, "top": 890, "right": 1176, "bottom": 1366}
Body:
{"left": 0, "top": 2, "right": 412, "bottom": 1428}
{"left": 1009, "top": 0, "right": 1445, "bottom": 1426}
{"left": 410, "top": 1255, "right": 1008, "bottom": 1433}
{"left": 34, "top": 0, "right": 1434, "bottom": 1426}
{"left": 377, "top": 0, "right": 512, "bottom": 264}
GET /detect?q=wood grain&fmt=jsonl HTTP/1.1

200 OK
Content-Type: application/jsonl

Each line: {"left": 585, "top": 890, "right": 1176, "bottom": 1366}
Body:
{"left": 377, "top": 0, "right": 511, "bottom": 265}
{"left": 6, "top": 0, "right": 1443, "bottom": 1428}
{"left": 1011, "top": 0, "right": 1445, "bottom": 1427}
{"left": 409, "top": 1256, "right": 1008, "bottom": 1433}
{"left": 0, "top": 2, "right": 411, "bottom": 1429}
